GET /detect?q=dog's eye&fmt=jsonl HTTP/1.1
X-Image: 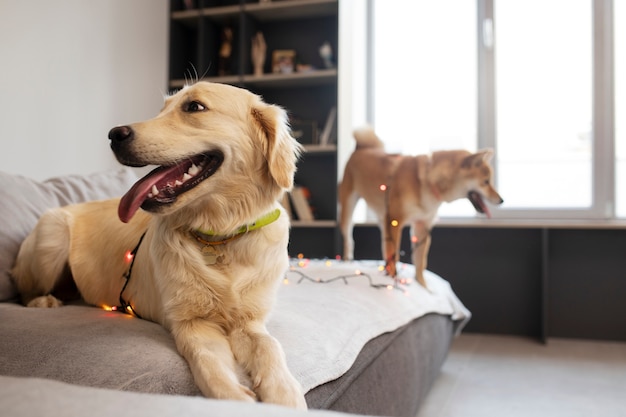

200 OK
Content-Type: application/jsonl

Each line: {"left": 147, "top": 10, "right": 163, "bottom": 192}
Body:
{"left": 185, "top": 101, "right": 206, "bottom": 113}
{"left": 484, "top": 179, "right": 490, "bottom": 185}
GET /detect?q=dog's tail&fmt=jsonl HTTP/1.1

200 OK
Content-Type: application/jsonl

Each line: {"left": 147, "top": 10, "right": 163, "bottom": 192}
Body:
{"left": 353, "top": 126, "right": 384, "bottom": 150}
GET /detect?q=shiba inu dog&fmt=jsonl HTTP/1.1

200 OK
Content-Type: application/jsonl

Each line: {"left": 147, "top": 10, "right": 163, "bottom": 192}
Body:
{"left": 339, "top": 127, "right": 503, "bottom": 288}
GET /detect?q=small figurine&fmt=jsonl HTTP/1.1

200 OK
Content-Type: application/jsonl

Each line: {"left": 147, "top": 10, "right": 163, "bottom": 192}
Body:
{"left": 319, "top": 41, "right": 334, "bottom": 69}
{"left": 251, "top": 31, "right": 267, "bottom": 76}
{"left": 218, "top": 26, "right": 233, "bottom": 76}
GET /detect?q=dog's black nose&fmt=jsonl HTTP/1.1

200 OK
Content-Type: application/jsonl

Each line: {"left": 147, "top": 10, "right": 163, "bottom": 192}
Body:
{"left": 108, "top": 126, "right": 133, "bottom": 142}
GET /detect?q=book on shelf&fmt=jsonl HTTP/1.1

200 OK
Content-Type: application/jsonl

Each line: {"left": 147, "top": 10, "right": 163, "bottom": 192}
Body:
{"left": 289, "top": 186, "right": 314, "bottom": 221}
{"left": 318, "top": 106, "right": 337, "bottom": 145}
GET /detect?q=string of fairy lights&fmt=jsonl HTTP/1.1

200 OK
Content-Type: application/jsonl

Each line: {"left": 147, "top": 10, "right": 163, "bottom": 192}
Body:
{"left": 103, "top": 255, "right": 415, "bottom": 314}
{"left": 284, "top": 255, "right": 413, "bottom": 295}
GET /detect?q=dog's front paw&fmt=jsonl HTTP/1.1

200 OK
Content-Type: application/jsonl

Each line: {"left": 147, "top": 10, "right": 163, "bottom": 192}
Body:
{"left": 210, "top": 382, "right": 257, "bottom": 403}
{"left": 415, "top": 272, "right": 431, "bottom": 291}
{"left": 385, "top": 259, "right": 397, "bottom": 277}
{"left": 26, "top": 295, "right": 63, "bottom": 308}
{"left": 254, "top": 374, "right": 307, "bottom": 409}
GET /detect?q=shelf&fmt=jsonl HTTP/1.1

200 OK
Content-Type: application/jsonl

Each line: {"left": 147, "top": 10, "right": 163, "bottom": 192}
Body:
{"left": 169, "top": 69, "right": 337, "bottom": 89}
{"left": 291, "top": 220, "right": 337, "bottom": 228}
{"left": 244, "top": 0, "right": 338, "bottom": 22}
{"left": 172, "top": 0, "right": 337, "bottom": 23}
{"left": 169, "top": 75, "right": 241, "bottom": 89}
{"left": 171, "top": 8, "right": 201, "bottom": 21}
{"left": 172, "top": 4, "right": 240, "bottom": 23}
{"left": 243, "top": 69, "right": 337, "bottom": 88}
{"left": 303, "top": 144, "right": 336, "bottom": 154}
{"left": 200, "top": 5, "right": 241, "bottom": 21}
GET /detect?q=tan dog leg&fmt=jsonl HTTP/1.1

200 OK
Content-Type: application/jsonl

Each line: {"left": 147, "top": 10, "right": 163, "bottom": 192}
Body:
{"left": 382, "top": 218, "right": 403, "bottom": 279}
{"left": 410, "top": 221, "right": 431, "bottom": 288}
{"left": 339, "top": 191, "right": 359, "bottom": 260}
{"left": 11, "top": 209, "right": 72, "bottom": 307}
{"left": 171, "top": 320, "right": 256, "bottom": 402}
{"left": 230, "top": 322, "right": 307, "bottom": 409}
{"left": 338, "top": 173, "right": 359, "bottom": 260}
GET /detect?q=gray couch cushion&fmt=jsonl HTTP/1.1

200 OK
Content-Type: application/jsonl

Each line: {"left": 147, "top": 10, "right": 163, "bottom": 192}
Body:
{"left": 0, "top": 302, "right": 199, "bottom": 395}
{"left": 0, "top": 169, "right": 138, "bottom": 301}
{"left": 306, "top": 314, "right": 454, "bottom": 416}
{"left": 0, "top": 301, "right": 454, "bottom": 416}
{"left": 0, "top": 375, "right": 362, "bottom": 417}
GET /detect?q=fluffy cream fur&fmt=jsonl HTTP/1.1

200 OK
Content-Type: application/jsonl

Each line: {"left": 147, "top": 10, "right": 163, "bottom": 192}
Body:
{"left": 11, "top": 82, "right": 306, "bottom": 408}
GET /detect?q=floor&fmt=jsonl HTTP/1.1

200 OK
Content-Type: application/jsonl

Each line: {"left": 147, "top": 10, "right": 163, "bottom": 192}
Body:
{"left": 416, "top": 333, "right": 626, "bottom": 417}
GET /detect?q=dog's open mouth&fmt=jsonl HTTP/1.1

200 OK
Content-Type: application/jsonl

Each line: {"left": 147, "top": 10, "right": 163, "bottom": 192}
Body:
{"left": 118, "top": 151, "right": 224, "bottom": 223}
{"left": 468, "top": 191, "right": 491, "bottom": 218}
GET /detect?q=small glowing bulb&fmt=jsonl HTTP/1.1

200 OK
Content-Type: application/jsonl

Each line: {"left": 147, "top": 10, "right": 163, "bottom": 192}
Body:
{"left": 124, "top": 251, "right": 134, "bottom": 263}
{"left": 386, "top": 285, "right": 393, "bottom": 290}
{"left": 391, "top": 220, "right": 399, "bottom": 227}
{"left": 335, "top": 254, "right": 342, "bottom": 260}
{"left": 297, "top": 253, "right": 304, "bottom": 259}
{"left": 325, "top": 260, "right": 332, "bottom": 267}
{"left": 283, "top": 278, "right": 289, "bottom": 285}
{"left": 102, "top": 305, "right": 112, "bottom": 311}
{"left": 355, "top": 269, "right": 361, "bottom": 275}
{"left": 126, "top": 306, "right": 133, "bottom": 312}
{"left": 411, "top": 235, "right": 419, "bottom": 243}
{"left": 379, "top": 184, "right": 387, "bottom": 191}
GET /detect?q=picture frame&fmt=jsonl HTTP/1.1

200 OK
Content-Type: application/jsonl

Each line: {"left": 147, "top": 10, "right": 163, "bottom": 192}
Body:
{"left": 272, "top": 50, "right": 296, "bottom": 74}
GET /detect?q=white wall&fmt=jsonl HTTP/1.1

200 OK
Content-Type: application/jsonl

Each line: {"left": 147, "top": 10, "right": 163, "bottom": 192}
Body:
{"left": 0, "top": 0, "right": 169, "bottom": 180}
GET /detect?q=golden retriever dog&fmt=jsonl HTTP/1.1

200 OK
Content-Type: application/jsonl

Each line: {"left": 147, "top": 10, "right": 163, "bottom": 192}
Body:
{"left": 339, "top": 127, "right": 503, "bottom": 288}
{"left": 11, "top": 81, "right": 307, "bottom": 408}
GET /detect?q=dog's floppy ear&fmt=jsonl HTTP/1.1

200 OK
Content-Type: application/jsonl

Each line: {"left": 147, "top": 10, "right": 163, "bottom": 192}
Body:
{"left": 462, "top": 148, "right": 494, "bottom": 168}
{"left": 251, "top": 102, "right": 303, "bottom": 190}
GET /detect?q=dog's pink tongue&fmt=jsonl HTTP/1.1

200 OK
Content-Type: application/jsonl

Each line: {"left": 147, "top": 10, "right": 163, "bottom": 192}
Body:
{"left": 483, "top": 204, "right": 492, "bottom": 219}
{"left": 477, "top": 195, "right": 492, "bottom": 219}
{"left": 118, "top": 167, "right": 170, "bottom": 223}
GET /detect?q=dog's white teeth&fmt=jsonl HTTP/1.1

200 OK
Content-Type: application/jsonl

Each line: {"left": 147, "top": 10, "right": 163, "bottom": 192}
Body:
{"left": 175, "top": 179, "right": 183, "bottom": 186}
{"left": 151, "top": 185, "right": 159, "bottom": 196}
{"left": 182, "top": 173, "right": 192, "bottom": 182}
{"left": 188, "top": 163, "right": 200, "bottom": 176}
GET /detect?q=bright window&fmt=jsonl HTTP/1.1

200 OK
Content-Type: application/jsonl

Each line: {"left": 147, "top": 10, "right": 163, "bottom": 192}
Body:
{"left": 372, "top": 0, "right": 476, "bottom": 155}
{"left": 495, "top": 0, "right": 592, "bottom": 209}
{"left": 616, "top": 0, "right": 626, "bottom": 216}
{"left": 372, "top": 0, "right": 477, "bottom": 216}
{"left": 370, "top": 0, "right": 620, "bottom": 220}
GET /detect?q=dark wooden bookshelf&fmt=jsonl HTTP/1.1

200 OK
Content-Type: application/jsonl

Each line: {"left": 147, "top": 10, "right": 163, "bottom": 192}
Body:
{"left": 168, "top": 0, "right": 340, "bottom": 257}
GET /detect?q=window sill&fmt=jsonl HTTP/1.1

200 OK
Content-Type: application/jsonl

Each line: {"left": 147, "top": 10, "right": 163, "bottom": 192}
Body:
{"left": 354, "top": 218, "right": 626, "bottom": 229}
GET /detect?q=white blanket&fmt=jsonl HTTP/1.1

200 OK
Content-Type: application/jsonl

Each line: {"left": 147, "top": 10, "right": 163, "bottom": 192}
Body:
{"left": 268, "top": 259, "right": 471, "bottom": 392}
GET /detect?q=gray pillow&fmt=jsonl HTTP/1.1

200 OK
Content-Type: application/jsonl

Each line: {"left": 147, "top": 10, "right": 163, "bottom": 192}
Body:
{"left": 0, "top": 169, "right": 138, "bottom": 302}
